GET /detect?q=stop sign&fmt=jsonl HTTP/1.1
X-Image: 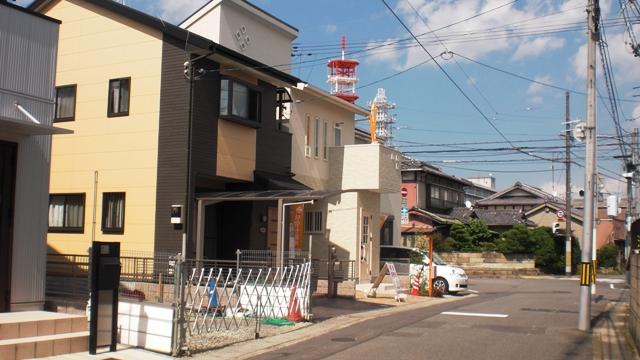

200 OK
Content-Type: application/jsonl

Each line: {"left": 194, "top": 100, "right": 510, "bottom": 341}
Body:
{"left": 401, "top": 187, "right": 408, "bottom": 197}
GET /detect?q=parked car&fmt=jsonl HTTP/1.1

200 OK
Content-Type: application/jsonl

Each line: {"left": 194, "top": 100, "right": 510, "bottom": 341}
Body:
{"left": 380, "top": 245, "right": 469, "bottom": 294}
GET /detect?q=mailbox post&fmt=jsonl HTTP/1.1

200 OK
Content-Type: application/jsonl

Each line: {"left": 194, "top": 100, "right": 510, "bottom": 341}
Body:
{"left": 89, "top": 242, "right": 120, "bottom": 354}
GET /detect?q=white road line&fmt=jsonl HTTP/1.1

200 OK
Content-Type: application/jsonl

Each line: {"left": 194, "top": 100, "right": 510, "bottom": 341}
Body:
{"left": 467, "top": 289, "right": 479, "bottom": 294}
{"left": 440, "top": 311, "right": 509, "bottom": 318}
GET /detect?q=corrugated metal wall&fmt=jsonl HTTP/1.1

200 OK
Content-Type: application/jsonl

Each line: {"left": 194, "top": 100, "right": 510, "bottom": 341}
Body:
{"left": 0, "top": 4, "right": 59, "bottom": 310}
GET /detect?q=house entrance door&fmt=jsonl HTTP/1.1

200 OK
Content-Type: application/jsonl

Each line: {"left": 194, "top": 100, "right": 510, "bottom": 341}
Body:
{"left": 0, "top": 140, "right": 17, "bottom": 312}
{"left": 359, "top": 211, "right": 372, "bottom": 282}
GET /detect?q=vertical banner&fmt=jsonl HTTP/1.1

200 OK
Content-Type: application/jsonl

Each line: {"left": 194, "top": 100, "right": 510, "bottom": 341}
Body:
{"left": 369, "top": 102, "right": 377, "bottom": 143}
{"left": 289, "top": 204, "right": 305, "bottom": 251}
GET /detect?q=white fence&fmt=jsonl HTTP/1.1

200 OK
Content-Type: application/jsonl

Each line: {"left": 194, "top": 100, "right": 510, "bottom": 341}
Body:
{"left": 173, "top": 259, "right": 311, "bottom": 354}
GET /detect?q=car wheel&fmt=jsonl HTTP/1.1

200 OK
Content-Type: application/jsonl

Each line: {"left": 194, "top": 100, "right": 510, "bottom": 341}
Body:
{"left": 433, "top": 277, "right": 449, "bottom": 294}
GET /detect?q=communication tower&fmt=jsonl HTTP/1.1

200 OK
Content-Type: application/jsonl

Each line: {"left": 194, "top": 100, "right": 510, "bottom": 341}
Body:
{"left": 371, "top": 88, "right": 396, "bottom": 147}
{"left": 327, "top": 36, "right": 359, "bottom": 103}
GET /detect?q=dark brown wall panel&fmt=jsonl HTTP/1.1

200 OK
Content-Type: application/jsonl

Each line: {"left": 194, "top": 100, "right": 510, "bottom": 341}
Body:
{"left": 255, "top": 80, "right": 292, "bottom": 177}
{"left": 154, "top": 36, "right": 191, "bottom": 254}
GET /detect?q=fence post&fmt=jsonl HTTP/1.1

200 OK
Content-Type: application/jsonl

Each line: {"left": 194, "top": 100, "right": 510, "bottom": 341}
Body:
{"left": 236, "top": 249, "right": 241, "bottom": 275}
{"left": 171, "top": 255, "right": 185, "bottom": 357}
{"left": 158, "top": 273, "right": 164, "bottom": 304}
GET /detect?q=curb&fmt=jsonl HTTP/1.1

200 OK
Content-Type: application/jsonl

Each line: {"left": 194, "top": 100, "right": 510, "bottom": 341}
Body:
{"left": 193, "top": 294, "right": 474, "bottom": 359}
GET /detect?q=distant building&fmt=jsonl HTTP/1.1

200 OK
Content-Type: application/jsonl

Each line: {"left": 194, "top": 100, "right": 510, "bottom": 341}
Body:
{"left": 468, "top": 176, "right": 496, "bottom": 190}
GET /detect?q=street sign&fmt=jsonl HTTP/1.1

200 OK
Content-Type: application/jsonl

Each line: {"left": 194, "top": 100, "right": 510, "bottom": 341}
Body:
{"left": 557, "top": 210, "right": 565, "bottom": 219}
{"left": 400, "top": 207, "right": 409, "bottom": 214}
{"left": 401, "top": 187, "right": 408, "bottom": 197}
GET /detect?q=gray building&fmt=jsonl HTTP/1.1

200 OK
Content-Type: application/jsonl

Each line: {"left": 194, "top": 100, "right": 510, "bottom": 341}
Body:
{"left": 0, "top": 2, "right": 68, "bottom": 312}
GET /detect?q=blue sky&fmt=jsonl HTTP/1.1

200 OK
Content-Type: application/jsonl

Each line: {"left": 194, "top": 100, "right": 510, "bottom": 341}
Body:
{"left": 18, "top": 0, "right": 640, "bottom": 196}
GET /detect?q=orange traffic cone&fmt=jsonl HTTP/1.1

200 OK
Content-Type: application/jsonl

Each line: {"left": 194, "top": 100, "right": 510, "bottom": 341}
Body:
{"left": 287, "top": 287, "right": 303, "bottom": 322}
{"left": 410, "top": 274, "right": 420, "bottom": 296}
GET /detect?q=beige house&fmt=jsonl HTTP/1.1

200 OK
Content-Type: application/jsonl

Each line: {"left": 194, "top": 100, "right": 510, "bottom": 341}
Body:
{"left": 181, "top": 0, "right": 401, "bottom": 281}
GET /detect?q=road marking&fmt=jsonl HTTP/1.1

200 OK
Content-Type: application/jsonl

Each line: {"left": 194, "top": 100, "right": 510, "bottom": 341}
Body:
{"left": 441, "top": 311, "right": 508, "bottom": 318}
{"left": 467, "top": 289, "right": 479, "bottom": 294}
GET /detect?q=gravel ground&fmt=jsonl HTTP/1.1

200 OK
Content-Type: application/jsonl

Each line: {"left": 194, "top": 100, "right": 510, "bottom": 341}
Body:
{"left": 185, "top": 319, "right": 310, "bottom": 354}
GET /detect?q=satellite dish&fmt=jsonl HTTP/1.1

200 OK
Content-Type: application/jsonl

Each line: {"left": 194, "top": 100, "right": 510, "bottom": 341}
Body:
{"left": 573, "top": 121, "right": 586, "bottom": 142}
{"left": 465, "top": 200, "right": 472, "bottom": 209}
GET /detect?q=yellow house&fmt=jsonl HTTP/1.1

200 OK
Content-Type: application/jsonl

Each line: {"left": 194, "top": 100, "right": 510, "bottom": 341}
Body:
{"left": 31, "top": 0, "right": 301, "bottom": 257}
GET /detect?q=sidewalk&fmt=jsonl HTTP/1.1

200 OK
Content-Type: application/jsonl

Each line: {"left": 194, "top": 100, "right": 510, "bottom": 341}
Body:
{"left": 592, "top": 297, "right": 640, "bottom": 360}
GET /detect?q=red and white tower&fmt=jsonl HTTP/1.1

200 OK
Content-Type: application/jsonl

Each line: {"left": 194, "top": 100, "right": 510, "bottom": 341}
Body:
{"left": 327, "top": 36, "right": 359, "bottom": 103}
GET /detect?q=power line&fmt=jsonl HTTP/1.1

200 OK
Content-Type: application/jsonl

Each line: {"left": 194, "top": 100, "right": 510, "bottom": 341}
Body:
{"left": 452, "top": 52, "right": 640, "bottom": 103}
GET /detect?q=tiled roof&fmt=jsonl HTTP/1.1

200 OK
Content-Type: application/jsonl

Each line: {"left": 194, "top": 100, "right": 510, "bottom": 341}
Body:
{"left": 449, "top": 207, "right": 533, "bottom": 226}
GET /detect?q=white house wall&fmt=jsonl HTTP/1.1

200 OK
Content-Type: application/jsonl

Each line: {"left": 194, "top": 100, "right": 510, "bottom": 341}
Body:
{"left": 288, "top": 87, "right": 356, "bottom": 190}
{"left": 181, "top": 0, "right": 296, "bottom": 71}
{"left": 0, "top": 4, "right": 59, "bottom": 311}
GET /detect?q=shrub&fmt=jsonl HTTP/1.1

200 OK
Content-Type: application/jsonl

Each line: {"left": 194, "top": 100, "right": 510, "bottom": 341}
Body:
{"left": 597, "top": 244, "right": 618, "bottom": 269}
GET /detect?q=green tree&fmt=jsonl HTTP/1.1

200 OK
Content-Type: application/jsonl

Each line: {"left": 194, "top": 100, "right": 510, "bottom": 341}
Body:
{"left": 448, "top": 223, "right": 472, "bottom": 250}
{"left": 531, "top": 227, "right": 563, "bottom": 273}
{"left": 597, "top": 244, "right": 618, "bottom": 268}
{"left": 468, "top": 219, "right": 495, "bottom": 249}
{"left": 494, "top": 225, "right": 529, "bottom": 253}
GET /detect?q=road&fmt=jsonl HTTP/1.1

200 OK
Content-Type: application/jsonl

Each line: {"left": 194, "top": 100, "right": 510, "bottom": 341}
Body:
{"left": 250, "top": 277, "right": 627, "bottom": 360}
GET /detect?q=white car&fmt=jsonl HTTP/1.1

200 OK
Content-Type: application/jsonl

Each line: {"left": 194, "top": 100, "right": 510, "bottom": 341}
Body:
{"left": 380, "top": 245, "right": 469, "bottom": 294}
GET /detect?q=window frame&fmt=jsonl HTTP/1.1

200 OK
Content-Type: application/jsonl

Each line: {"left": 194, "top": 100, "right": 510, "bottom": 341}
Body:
{"left": 322, "top": 121, "right": 328, "bottom": 160}
{"left": 101, "top": 192, "right": 126, "bottom": 234}
{"left": 304, "top": 210, "right": 323, "bottom": 234}
{"left": 48, "top": 193, "right": 85, "bottom": 233}
{"left": 276, "top": 87, "right": 292, "bottom": 128}
{"left": 313, "top": 117, "right": 320, "bottom": 158}
{"left": 219, "top": 76, "right": 262, "bottom": 126}
{"left": 107, "top": 77, "right": 131, "bottom": 118}
{"left": 304, "top": 114, "right": 311, "bottom": 158}
{"left": 54, "top": 84, "right": 77, "bottom": 122}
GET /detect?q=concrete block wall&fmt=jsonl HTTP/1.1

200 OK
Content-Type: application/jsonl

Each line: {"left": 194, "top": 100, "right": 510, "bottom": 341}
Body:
{"left": 312, "top": 280, "right": 356, "bottom": 298}
{"left": 440, "top": 252, "right": 536, "bottom": 270}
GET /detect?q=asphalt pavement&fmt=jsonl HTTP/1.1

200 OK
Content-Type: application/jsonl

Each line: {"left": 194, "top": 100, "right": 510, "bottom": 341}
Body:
{"left": 249, "top": 277, "right": 632, "bottom": 360}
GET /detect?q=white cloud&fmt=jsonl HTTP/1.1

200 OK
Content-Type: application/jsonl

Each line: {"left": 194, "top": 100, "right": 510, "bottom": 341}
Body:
{"left": 511, "top": 37, "right": 566, "bottom": 61}
{"left": 527, "top": 75, "right": 553, "bottom": 95}
{"left": 324, "top": 24, "right": 338, "bottom": 33}
{"left": 529, "top": 96, "right": 544, "bottom": 105}
{"left": 365, "top": 38, "right": 405, "bottom": 68}
{"left": 369, "top": 0, "right": 585, "bottom": 71}
{"left": 629, "top": 105, "right": 640, "bottom": 127}
{"left": 571, "top": 25, "right": 640, "bottom": 84}
{"left": 156, "top": 0, "right": 209, "bottom": 24}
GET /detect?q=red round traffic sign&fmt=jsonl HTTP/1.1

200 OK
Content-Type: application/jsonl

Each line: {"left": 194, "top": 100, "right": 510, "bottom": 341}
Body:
{"left": 401, "top": 187, "right": 408, "bottom": 197}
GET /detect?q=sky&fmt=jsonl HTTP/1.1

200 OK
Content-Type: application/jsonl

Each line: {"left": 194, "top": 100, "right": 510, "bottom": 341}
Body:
{"left": 17, "top": 0, "right": 640, "bottom": 197}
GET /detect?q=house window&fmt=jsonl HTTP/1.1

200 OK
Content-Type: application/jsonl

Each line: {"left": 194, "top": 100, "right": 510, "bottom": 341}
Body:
{"left": 304, "top": 211, "right": 323, "bottom": 233}
{"left": 323, "top": 121, "right": 328, "bottom": 160}
{"left": 48, "top": 194, "right": 85, "bottom": 233}
{"left": 219, "top": 78, "right": 261, "bottom": 123}
{"left": 54, "top": 85, "right": 76, "bottom": 122}
{"left": 334, "top": 124, "right": 342, "bottom": 146}
{"left": 220, "top": 79, "right": 229, "bottom": 115}
{"left": 304, "top": 114, "right": 311, "bottom": 157}
{"left": 314, "top": 117, "right": 320, "bottom": 157}
{"left": 276, "top": 88, "right": 292, "bottom": 126}
{"left": 102, "top": 192, "right": 125, "bottom": 234}
{"left": 107, "top": 78, "right": 130, "bottom": 117}
{"left": 431, "top": 186, "right": 440, "bottom": 199}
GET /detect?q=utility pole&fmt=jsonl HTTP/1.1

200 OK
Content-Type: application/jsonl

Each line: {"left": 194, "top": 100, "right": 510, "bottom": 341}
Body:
{"left": 565, "top": 92, "right": 572, "bottom": 276}
{"left": 627, "top": 128, "right": 638, "bottom": 282}
{"left": 578, "top": 0, "right": 599, "bottom": 332}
